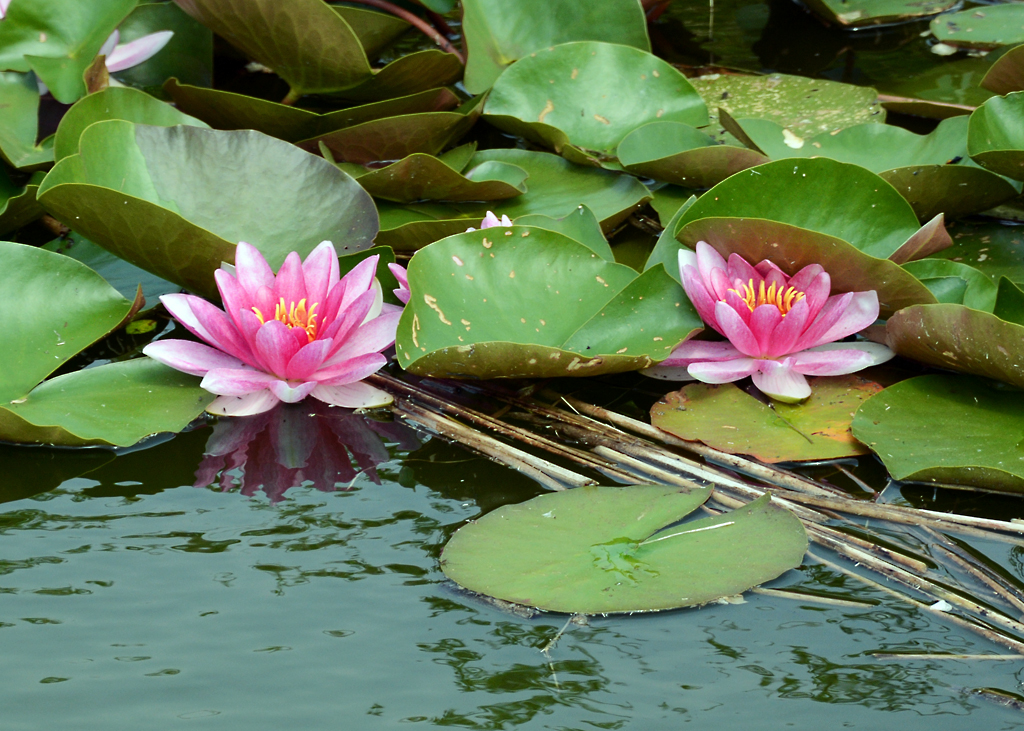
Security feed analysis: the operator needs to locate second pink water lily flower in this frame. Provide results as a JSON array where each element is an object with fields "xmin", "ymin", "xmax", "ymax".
[
  {"xmin": 465, "ymin": 210, "xmax": 512, "ymax": 232},
  {"xmin": 144, "ymin": 241, "xmax": 401, "ymax": 417},
  {"xmin": 644, "ymin": 242, "xmax": 894, "ymax": 402}
]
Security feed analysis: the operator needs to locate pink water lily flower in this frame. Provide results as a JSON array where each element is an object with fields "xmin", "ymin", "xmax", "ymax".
[
  {"xmin": 465, "ymin": 210, "xmax": 512, "ymax": 232},
  {"xmin": 644, "ymin": 241, "xmax": 894, "ymax": 402},
  {"xmin": 34, "ymin": 28, "xmax": 173, "ymax": 95},
  {"xmin": 387, "ymin": 262, "xmax": 410, "ymax": 304},
  {"xmin": 0, "ymin": 0, "xmax": 10, "ymax": 19},
  {"xmin": 144, "ymin": 241, "xmax": 401, "ymax": 417}
]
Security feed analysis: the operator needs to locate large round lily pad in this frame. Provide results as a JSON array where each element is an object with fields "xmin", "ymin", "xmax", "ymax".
[
  {"xmin": 441, "ymin": 485, "xmax": 808, "ymax": 614},
  {"xmin": 802, "ymin": 0, "xmax": 956, "ymax": 28},
  {"xmin": 968, "ymin": 92, "xmax": 1024, "ymax": 182},
  {"xmin": 931, "ymin": 4, "xmax": 1024, "ymax": 50},
  {"xmin": 53, "ymin": 86, "xmax": 209, "ymax": 161},
  {"xmin": 483, "ymin": 41, "xmax": 707, "ymax": 160},
  {"xmin": 461, "ymin": 0, "xmax": 650, "ymax": 94},
  {"xmin": 651, "ymin": 377, "xmax": 882, "ymax": 464},
  {"xmin": 731, "ymin": 116, "xmax": 1020, "ymax": 221},
  {"xmin": 394, "ymin": 227, "xmax": 701, "ymax": 378},
  {"xmin": 852, "ymin": 375, "xmax": 1024, "ymax": 493},
  {"xmin": 37, "ymin": 120, "xmax": 378, "ymax": 299}
]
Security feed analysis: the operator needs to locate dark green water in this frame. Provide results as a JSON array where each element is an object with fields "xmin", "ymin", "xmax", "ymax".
[{"xmin": 2, "ymin": 400, "xmax": 1024, "ymax": 730}]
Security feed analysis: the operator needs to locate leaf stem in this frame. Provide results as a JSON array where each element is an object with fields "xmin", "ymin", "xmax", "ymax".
[{"xmin": 343, "ymin": 0, "xmax": 466, "ymax": 64}]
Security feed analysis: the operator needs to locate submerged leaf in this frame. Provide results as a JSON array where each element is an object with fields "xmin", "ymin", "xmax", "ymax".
[{"xmin": 441, "ymin": 485, "xmax": 807, "ymax": 614}]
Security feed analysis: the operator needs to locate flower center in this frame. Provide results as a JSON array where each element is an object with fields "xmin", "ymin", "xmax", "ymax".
[
  {"xmin": 252, "ymin": 298, "xmax": 319, "ymax": 342},
  {"xmin": 728, "ymin": 279, "xmax": 805, "ymax": 315}
]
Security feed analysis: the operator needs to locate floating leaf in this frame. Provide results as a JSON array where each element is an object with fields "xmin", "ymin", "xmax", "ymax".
[
  {"xmin": 0, "ymin": 72, "xmax": 54, "ymax": 169},
  {"xmin": 38, "ymin": 121, "xmax": 377, "ymax": 299},
  {"xmin": 651, "ymin": 377, "xmax": 882, "ymax": 464},
  {"xmin": 113, "ymin": 2, "xmax": 214, "ymax": 91},
  {"xmin": 982, "ymin": 44, "xmax": 1024, "ymax": 95},
  {"xmin": 931, "ymin": 4, "xmax": 1024, "ymax": 50},
  {"xmin": 617, "ymin": 121, "xmax": 769, "ymax": 188},
  {"xmin": 333, "ymin": 5, "xmax": 409, "ymax": 59},
  {"xmin": 690, "ymin": 73, "xmax": 884, "ymax": 138},
  {"xmin": 164, "ymin": 79, "xmax": 459, "ymax": 143},
  {"xmin": 902, "ymin": 258, "xmax": 998, "ymax": 311},
  {"xmin": 53, "ymin": 86, "xmax": 209, "ymax": 162},
  {"xmin": 441, "ymin": 485, "xmax": 807, "ymax": 614},
  {"xmin": 968, "ymin": 92, "xmax": 1024, "ymax": 182},
  {"xmin": 802, "ymin": 0, "xmax": 957, "ymax": 28},
  {"xmin": 0, "ymin": 0, "xmax": 135, "ymax": 103},
  {"xmin": 732, "ymin": 116, "xmax": 1019, "ymax": 221},
  {"xmin": 395, "ymin": 227, "xmax": 701, "ymax": 378},
  {"xmin": 483, "ymin": 41, "xmax": 706, "ymax": 161},
  {"xmin": 932, "ymin": 220, "xmax": 1024, "ymax": 285},
  {"xmin": 0, "ymin": 168, "xmax": 43, "ymax": 235},
  {"xmin": 42, "ymin": 233, "xmax": 180, "ymax": 303},
  {"xmin": 853, "ymin": 375, "xmax": 1024, "ymax": 493},
  {"xmin": 335, "ymin": 154, "xmax": 527, "ymax": 204},
  {"xmin": 461, "ymin": 0, "xmax": 650, "ymax": 94},
  {"xmin": 514, "ymin": 205, "xmax": 614, "ymax": 261},
  {"xmin": 331, "ymin": 50, "xmax": 463, "ymax": 103},
  {"xmin": 376, "ymin": 149, "xmax": 650, "ymax": 250}
]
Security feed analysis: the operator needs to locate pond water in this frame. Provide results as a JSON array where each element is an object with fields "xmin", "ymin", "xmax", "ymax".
[{"xmin": 2, "ymin": 389, "xmax": 1024, "ymax": 730}]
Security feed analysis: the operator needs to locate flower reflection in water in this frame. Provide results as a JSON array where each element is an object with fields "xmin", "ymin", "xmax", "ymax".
[{"xmin": 194, "ymin": 400, "xmax": 420, "ymax": 502}]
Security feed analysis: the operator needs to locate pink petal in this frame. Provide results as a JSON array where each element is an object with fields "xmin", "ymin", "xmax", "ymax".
[
  {"xmin": 143, "ymin": 340, "xmax": 244, "ymax": 376},
  {"xmin": 321, "ymin": 289, "xmax": 376, "ymax": 356},
  {"xmin": 787, "ymin": 263, "xmax": 825, "ymax": 293},
  {"xmin": 764, "ymin": 296, "xmax": 809, "ymax": 358},
  {"xmin": 311, "ymin": 382, "xmax": 394, "ymax": 409},
  {"xmin": 201, "ymin": 368, "xmax": 279, "ymax": 396},
  {"xmin": 687, "ymin": 357, "xmax": 759, "ymax": 384},
  {"xmin": 302, "ymin": 241, "xmax": 340, "ymax": 307},
  {"xmin": 272, "ymin": 251, "xmax": 307, "ymax": 309},
  {"xmin": 268, "ymin": 380, "xmax": 318, "ymax": 403},
  {"xmin": 235, "ymin": 241, "xmax": 276, "ymax": 296},
  {"xmin": 677, "ymin": 247, "xmax": 697, "ymax": 275},
  {"xmin": 694, "ymin": 242, "xmax": 728, "ymax": 296},
  {"xmin": 215, "ymin": 267, "xmax": 254, "ymax": 334},
  {"xmin": 0, "ymin": 0, "xmax": 10, "ymax": 19},
  {"xmin": 254, "ymin": 320, "xmax": 303, "ymax": 377},
  {"xmin": 337, "ymin": 255, "xmax": 379, "ymax": 313},
  {"xmin": 285, "ymin": 338, "xmax": 334, "ymax": 381},
  {"xmin": 388, "ymin": 262, "xmax": 410, "ymax": 304},
  {"xmin": 99, "ymin": 30, "xmax": 120, "ymax": 59},
  {"xmin": 796, "ymin": 290, "xmax": 879, "ymax": 351},
  {"xmin": 798, "ymin": 270, "xmax": 831, "ymax": 323},
  {"xmin": 312, "ymin": 353, "xmax": 388, "ymax": 386},
  {"xmin": 749, "ymin": 304, "xmax": 782, "ymax": 354},
  {"xmin": 658, "ymin": 339, "xmax": 744, "ymax": 368},
  {"xmin": 106, "ymin": 30, "xmax": 173, "ymax": 73},
  {"xmin": 751, "ymin": 359, "xmax": 811, "ymax": 403},
  {"xmin": 715, "ymin": 301, "xmax": 761, "ymax": 357},
  {"xmin": 790, "ymin": 291, "xmax": 854, "ymax": 352},
  {"xmin": 680, "ymin": 264, "xmax": 721, "ymax": 331},
  {"xmin": 788, "ymin": 342, "xmax": 894, "ymax": 376},
  {"xmin": 708, "ymin": 267, "xmax": 733, "ymax": 302},
  {"xmin": 207, "ymin": 391, "xmax": 280, "ymax": 417},
  {"xmin": 726, "ymin": 252, "xmax": 761, "ymax": 289},
  {"xmin": 160, "ymin": 293, "xmax": 253, "ymax": 363},
  {"xmin": 322, "ymin": 310, "xmax": 401, "ymax": 367}
]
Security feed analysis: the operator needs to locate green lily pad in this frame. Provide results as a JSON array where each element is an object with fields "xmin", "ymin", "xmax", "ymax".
[
  {"xmin": 483, "ymin": 42, "xmax": 707, "ymax": 161},
  {"xmin": 54, "ymin": 86, "xmax": 209, "ymax": 162},
  {"xmin": 852, "ymin": 374, "xmax": 1024, "ymax": 493},
  {"xmin": 42, "ymin": 233, "xmax": 180, "ymax": 303},
  {"xmin": 376, "ymin": 148, "xmax": 651, "ymax": 250},
  {"xmin": 514, "ymin": 205, "xmax": 614, "ymax": 261},
  {"xmin": 689, "ymin": 73, "xmax": 885, "ymax": 139},
  {"xmin": 649, "ymin": 185, "xmax": 697, "ymax": 225},
  {"xmin": 0, "ymin": 358, "xmax": 213, "ymax": 448},
  {"xmin": 902, "ymin": 258, "xmax": 998, "ymax": 311},
  {"xmin": 38, "ymin": 120, "xmax": 377, "ymax": 299},
  {"xmin": 982, "ymin": 44, "xmax": 1024, "ymax": 95},
  {"xmin": 617, "ymin": 121, "xmax": 769, "ymax": 188},
  {"xmin": 672, "ymin": 219, "xmax": 938, "ymax": 317},
  {"xmin": 461, "ymin": 0, "xmax": 650, "ymax": 94},
  {"xmin": 0, "ymin": 72, "xmax": 54, "ymax": 169},
  {"xmin": 933, "ymin": 221, "xmax": 1024, "ymax": 285},
  {"xmin": 333, "ymin": 5, "xmax": 410, "ymax": 59},
  {"xmin": 394, "ymin": 227, "xmax": 701, "ymax": 378},
  {"xmin": 113, "ymin": 2, "xmax": 213, "ymax": 91},
  {"xmin": 330, "ymin": 50, "xmax": 463, "ymax": 103},
  {"xmin": 968, "ymin": 92, "xmax": 1024, "ymax": 182},
  {"xmin": 802, "ymin": 0, "xmax": 957, "ymax": 28},
  {"xmin": 164, "ymin": 79, "xmax": 460, "ymax": 143},
  {"xmin": 732, "ymin": 116, "xmax": 1020, "ymax": 221},
  {"xmin": 440, "ymin": 485, "xmax": 807, "ymax": 614},
  {"xmin": 334, "ymin": 153, "xmax": 527, "ymax": 204},
  {"xmin": 931, "ymin": 4, "xmax": 1024, "ymax": 50},
  {"xmin": 651, "ymin": 377, "xmax": 883, "ymax": 464},
  {"xmin": 0, "ymin": 0, "xmax": 135, "ymax": 103},
  {"xmin": 0, "ymin": 168, "xmax": 43, "ymax": 235}
]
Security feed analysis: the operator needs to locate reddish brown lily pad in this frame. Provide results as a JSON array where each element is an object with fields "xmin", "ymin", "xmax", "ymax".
[{"xmin": 651, "ymin": 376, "xmax": 883, "ymax": 463}]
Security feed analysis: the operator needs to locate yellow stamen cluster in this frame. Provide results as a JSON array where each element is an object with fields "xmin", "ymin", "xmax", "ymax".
[
  {"xmin": 252, "ymin": 298, "xmax": 320, "ymax": 342},
  {"xmin": 728, "ymin": 279, "xmax": 805, "ymax": 315}
]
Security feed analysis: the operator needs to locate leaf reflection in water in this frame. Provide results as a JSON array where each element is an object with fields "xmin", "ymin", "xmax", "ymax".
[{"xmin": 193, "ymin": 400, "xmax": 420, "ymax": 502}]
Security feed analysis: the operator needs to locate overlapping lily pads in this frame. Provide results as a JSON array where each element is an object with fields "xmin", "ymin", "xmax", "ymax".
[
  {"xmin": 0, "ymin": 240, "xmax": 212, "ymax": 447},
  {"xmin": 441, "ymin": 485, "xmax": 808, "ymax": 614},
  {"xmin": 730, "ymin": 115, "xmax": 1020, "ymax": 221},
  {"xmin": 114, "ymin": 1, "xmax": 214, "ymax": 91},
  {"xmin": 0, "ymin": 168, "xmax": 43, "ymax": 235},
  {"xmin": 461, "ymin": 0, "xmax": 650, "ymax": 94},
  {"xmin": 645, "ymin": 158, "xmax": 944, "ymax": 316},
  {"xmin": 173, "ymin": 0, "xmax": 460, "ymax": 101},
  {"xmin": 853, "ymin": 375, "xmax": 1024, "ymax": 493},
  {"xmin": 931, "ymin": 4, "xmax": 1024, "ymax": 51},
  {"xmin": 901, "ymin": 258, "xmax": 998, "ymax": 311},
  {"xmin": 37, "ymin": 121, "xmax": 378, "ymax": 299},
  {"xmin": 395, "ymin": 227, "xmax": 701, "ymax": 378},
  {"xmin": 483, "ymin": 41, "xmax": 707, "ymax": 165},
  {"xmin": 968, "ymin": 92, "xmax": 1024, "ymax": 182},
  {"xmin": 0, "ymin": 72, "xmax": 54, "ymax": 169},
  {"xmin": 376, "ymin": 148, "xmax": 651, "ymax": 250},
  {"xmin": 651, "ymin": 377, "xmax": 883, "ymax": 464}
]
